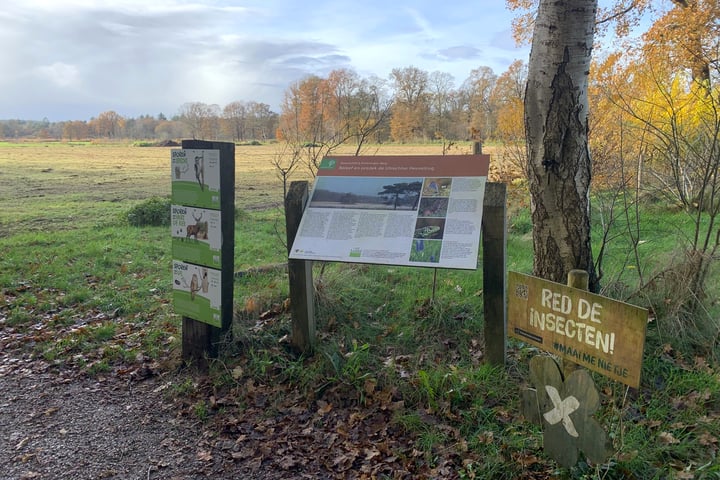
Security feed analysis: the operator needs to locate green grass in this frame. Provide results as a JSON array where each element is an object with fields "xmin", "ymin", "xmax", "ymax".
[{"xmin": 1, "ymin": 142, "xmax": 719, "ymax": 478}]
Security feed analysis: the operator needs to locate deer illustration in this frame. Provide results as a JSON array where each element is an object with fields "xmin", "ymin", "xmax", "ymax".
[{"xmin": 186, "ymin": 211, "xmax": 208, "ymax": 240}]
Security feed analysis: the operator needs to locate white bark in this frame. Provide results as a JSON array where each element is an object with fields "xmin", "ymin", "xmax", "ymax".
[{"xmin": 525, "ymin": 0, "xmax": 599, "ymax": 291}]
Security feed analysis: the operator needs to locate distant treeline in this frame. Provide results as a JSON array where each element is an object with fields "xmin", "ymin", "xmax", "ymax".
[
  {"xmin": 1, "ymin": 63, "xmax": 529, "ymax": 146},
  {"xmin": 0, "ymin": 100, "xmax": 280, "ymax": 143}
]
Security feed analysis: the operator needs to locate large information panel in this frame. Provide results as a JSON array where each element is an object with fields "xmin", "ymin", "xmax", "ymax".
[
  {"xmin": 508, "ymin": 271, "xmax": 648, "ymax": 388},
  {"xmin": 171, "ymin": 148, "xmax": 223, "ymax": 327},
  {"xmin": 289, "ymin": 155, "xmax": 490, "ymax": 269}
]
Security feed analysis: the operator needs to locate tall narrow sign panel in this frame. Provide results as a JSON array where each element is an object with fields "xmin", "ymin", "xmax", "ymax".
[
  {"xmin": 508, "ymin": 271, "xmax": 648, "ymax": 388},
  {"xmin": 289, "ymin": 155, "xmax": 490, "ymax": 269},
  {"xmin": 171, "ymin": 148, "xmax": 223, "ymax": 327}
]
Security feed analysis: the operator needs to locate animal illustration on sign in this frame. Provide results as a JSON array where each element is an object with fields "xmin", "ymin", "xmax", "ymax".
[
  {"xmin": 174, "ymin": 162, "xmax": 188, "ymax": 180},
  {"xmin": 186, "ymin": 211, "xmax": 208, "ymax": 240},
  {"xmin": 194, "ymin": 152, "xmax": 205, "ymax": 191},
  {"xmin": 190, "ymin": 273, "xmax": 199, "ymax": 300},
  {"xmin": 415, "ymin": 225, "xmax": 440, "ymax": 238},
  {"xmin": 176, "ymin": 267, "xmax": 203, "ymax": 300}
]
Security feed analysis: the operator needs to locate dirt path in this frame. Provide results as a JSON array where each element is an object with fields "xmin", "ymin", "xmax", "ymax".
[
  {"xmin": 0, "ymin": 308, "xmax": 454, "ymax": 480},
  {"xmin": 0, "ymin": 353, "xmax": 280, "ymax": 480},
  {"xmin": 0, "ymin": 349, "xmax": 433, "ymax": 480}
]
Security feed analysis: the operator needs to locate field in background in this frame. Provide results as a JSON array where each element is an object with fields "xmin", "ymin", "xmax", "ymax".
[{"xmin": 0, "ymin": 141, "xmax": 507, "ymax": 235}]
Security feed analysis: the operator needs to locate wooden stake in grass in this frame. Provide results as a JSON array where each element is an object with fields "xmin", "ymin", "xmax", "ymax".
[
  {"xmin": 560, "ymin": 269, "xmax": 589, "ymax": 378},
  {"xmin": 482, "ymin": 182, "xmax": 507, "ymax": 366},
  {"xmin": 285, "ymin": 181, "xmax": 316, "ymax": 353}
]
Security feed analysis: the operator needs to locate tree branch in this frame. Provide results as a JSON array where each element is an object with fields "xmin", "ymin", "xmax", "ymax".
[{"xmin": 595, "ymin": 0, "xmax": 641, "ymax": 26}]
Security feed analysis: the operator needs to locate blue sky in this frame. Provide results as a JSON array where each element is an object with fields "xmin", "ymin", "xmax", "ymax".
[{"xmin": 0, "ymin": 0, "xmax": 530, "ymax": 121}]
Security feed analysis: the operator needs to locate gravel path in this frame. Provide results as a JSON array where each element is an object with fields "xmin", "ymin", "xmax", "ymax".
[
  {"xmin": 1, "ymin": 358, "xmax": 206, "ymax": 480},
  {"xmin": 0, "ymin": 347, "xmax": 295, "ymax": 480}
]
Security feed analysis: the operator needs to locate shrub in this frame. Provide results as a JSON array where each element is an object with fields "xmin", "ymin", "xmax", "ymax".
[
  {"xmin": 509, "ymin": 207, "xmax": 532, "ymax": 235},
  {"xmin": 126, "ymin": 197, "xmax": 171, "ymax": 226}
]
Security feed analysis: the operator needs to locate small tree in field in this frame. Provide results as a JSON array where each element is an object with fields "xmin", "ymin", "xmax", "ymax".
[{"xmin": 276, "ymin": 70, "xmax": 390, "ymax": 177}]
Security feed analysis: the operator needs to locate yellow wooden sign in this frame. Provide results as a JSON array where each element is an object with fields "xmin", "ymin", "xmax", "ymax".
[{"xmin": 508, "ymin": 271, "xmax": 648, "ymax": 388}]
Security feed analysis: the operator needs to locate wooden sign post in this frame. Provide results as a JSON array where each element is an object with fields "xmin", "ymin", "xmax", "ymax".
[
  {"xmin": 482, "ymin": 182, "xmax": 507, "ymax": 366},
  {"xmin": 172, "ymin": 140, "xmax": 235, "ymax": 367},
  {"xmin": 516, "ymin": 270, "xmax": 620, "ymax": 467},
  {"xmin": 285, "ymin": 181, "xmax": 315, "ymax": 352},
  {"xmin": 528, "ymin": 355, "xmax": 612, "ymax": 467},
  {"xmin": 284, "ymin": 154, "xmax": 507, "ymax": 365}
]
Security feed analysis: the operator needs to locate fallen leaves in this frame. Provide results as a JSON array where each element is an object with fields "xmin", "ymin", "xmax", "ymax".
[
  {"xmin": 174, "ymin": 373, "xmax": 446, "ymax": 479},
  {"xmin": 196, "ymin": 450, "xmax": 213, "ymax": 462},
  {"xmin": 659, "ymin": 431, "xmax": 681, "ymax": 444}
]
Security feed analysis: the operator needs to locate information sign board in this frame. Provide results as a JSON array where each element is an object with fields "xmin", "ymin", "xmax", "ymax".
[
  {"xmin": 171, "ymin": 147, "xmax": 224, "ymax": 327},
  {"xmin": 172, "ymin": 260, "xmax": 222, "ymax": 327},
  {"xmin": 171, "ymin": 149, "xmax": 221, "ymax": 209},
  {"xmin": 171, "ymin": 205, "xmax": 222, "ymax": 267},
  {"xmin": 508, "ymin": 271, "xmax": 648, "ymax": 388},
  {"xmin": 289, "ymin": 155, "xmax": 490, "ymax": 269}
]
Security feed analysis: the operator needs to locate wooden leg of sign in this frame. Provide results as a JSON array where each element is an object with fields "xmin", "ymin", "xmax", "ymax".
[
  {"xmin": 285, "ymin": 181, "xmax": 316, "ymax": 353},
  {"xmin": 182, "ymin": 317, "xmax": 216, "ymax": 370},
  {"xmin": 482, "ymin": 182, "xmax": 507, "ymax": 366},
  {"xmin": 288, "ymin": 258, "xmax": 315, "ymax": 352}
]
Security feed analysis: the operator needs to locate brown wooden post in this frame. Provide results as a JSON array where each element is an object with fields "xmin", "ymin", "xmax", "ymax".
[
  {"xmin": 561, "ymin": 269, "xmax": 589, "ymax": 378},
  {"xmin": 180, "ymin": 139, "xmax": 235, "ymax": 368},
  {"xmin": 567, "ymin": 269, "xmax": 589, "ymax": 290},
  {"xmin": 482, "ymin": 182, "xmax": 507, "ymax": 366},
  {"xmin": 285, "ymin": 181, "xmax": 315, "ymax": 352},
  {"xmin": 473, "ymin": 141, "xmax": 483, "ymax": 155}
]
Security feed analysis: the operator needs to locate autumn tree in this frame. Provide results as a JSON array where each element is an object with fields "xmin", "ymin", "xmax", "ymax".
[
  {"xmin": 506, "ymin": 0, "xmax": 651, "ymax": 290},
  {"xmin": 62, "ymin": 120, "xmax": 90, "ymax": 141},
  {"xmin": 459, "ymin": 66, "xmax": 498, "ymax": 143},
  {"xmin": 642, "ymin": 0, "xmax": 718, "ymax": 91},
  {"xmin": 278, "ymin": 76, "xmax": 331, "ymax": 143},
  {"xmin": 512, "ymin": 0, "xmax": 718, "ymax": 90},
  {"xmin": 277, "ymin": 74, "xmax": 340, "ymax": 175},
  {"xmin": 326, "ymin": 69, "xmax": 391, "ymax": 154},
  {"xmin": 509, "ymin": 0, "xmax": 720, "ymax": 295},
  {"xmin": 351, "ymin": 76, "xmax": 392, "ymax": 148},
  {"xmin": 90, "ymin": 110, "xmax": 125, "ymax": 138},
  {"xmin": 427, "ymin": 71, "xmax": 457, "ymax": 145},
  {"xmin": 223, "ymin": 101, "xmax": 248, "ymax": 142},
  {"xmin": 277, "ymin": 70, "xmax": 390, "ymax": 175},
  {"xmin": 389, "ymin": 66, "xmax": 430, "ymax": 142},
  {"xmin": 178, "ymin": 102, "xmax": 221, "ymax": 140},
  {"xmin": 125, "ymin": 114, "xmax": 159, "ymax": 140},
  {"xmin": 591, "ymin": 28, "xmax": 720, "ymax": 306},
  {"xmin": 492, "ymin": 60, "xmax": 528, "ymax": 176},
  {"xmin": 246, "ymin": 102, "xmax": 278, "ymax": 141},
  {"xmin": 155, "ymin": 119, "xmax": 184, "ymax": 140}
]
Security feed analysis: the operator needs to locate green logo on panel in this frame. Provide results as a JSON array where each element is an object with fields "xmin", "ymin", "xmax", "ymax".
[{"xmin": 319, "ymin": 158, "xmax": 337, "ymax": 170}]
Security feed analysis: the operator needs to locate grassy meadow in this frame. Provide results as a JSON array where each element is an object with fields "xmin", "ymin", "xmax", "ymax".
[{"xmin": 1, "ymin": 141, "xmax": 719, "ymax": 479}]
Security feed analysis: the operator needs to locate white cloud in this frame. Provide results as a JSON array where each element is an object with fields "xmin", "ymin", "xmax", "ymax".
[
  {"xmin": 35, "ymin": 62, "xmax": 81, "ymax": 88},
  {"xmin": 1, "ymin": 0, "xmax": 530, "ymax": 121}
]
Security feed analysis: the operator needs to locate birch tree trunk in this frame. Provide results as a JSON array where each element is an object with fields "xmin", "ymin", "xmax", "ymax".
[{"xmin": 525, "ymin": 0, "xmax": 599, "ymax": 292}]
